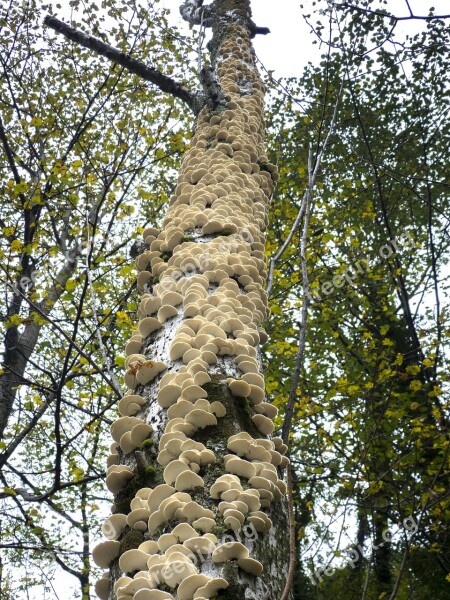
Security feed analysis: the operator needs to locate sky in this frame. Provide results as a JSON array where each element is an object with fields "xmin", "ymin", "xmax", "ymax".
[{"xmin": 160, "ymin": 0, "xmax": 450, "ymax": 77}]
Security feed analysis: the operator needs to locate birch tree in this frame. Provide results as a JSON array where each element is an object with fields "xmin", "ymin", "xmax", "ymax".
[{"xmin": 44, "ymin": 1, "xmax": 292, "ymax": 598}]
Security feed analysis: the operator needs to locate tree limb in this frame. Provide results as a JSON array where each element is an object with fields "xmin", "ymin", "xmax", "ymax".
[
  {"xmin": 334, "ymin": 3, "xmax": 450, "ymax": 21},
  {"xmin": 280, "ymin": 465, "xmax": 297, "ymax": 600},
  {"xmin": 43, "ymin": 15, "xmax": 198, "ymax": 112}
]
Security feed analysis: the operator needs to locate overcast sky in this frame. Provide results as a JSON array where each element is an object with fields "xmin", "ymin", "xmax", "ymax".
[{"xmin": 160, "ymin": 0, "xmax": 450, "ymax": 77}]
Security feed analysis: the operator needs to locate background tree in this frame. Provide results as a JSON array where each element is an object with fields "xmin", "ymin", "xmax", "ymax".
[
  {"xmin": 266, "ymin": 3, "xmax": 450, "ymax": 598},
  {"xmin": 0, "ymin": 0, "xmax": 192, "ymax": 596}
]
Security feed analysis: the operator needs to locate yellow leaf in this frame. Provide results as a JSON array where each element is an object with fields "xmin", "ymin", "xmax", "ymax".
[
  {"xmin": 65, "ymin": 279, "xmax": 77, "ymax": 292},
  {"xmin": 10, "ymin": 239, "xmax": 23, "ymax": 252}
]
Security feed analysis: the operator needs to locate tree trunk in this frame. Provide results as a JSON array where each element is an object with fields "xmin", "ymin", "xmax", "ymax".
[{"xmin": 93, "ymin": 1, "xmax": 292, "ymax": 599}]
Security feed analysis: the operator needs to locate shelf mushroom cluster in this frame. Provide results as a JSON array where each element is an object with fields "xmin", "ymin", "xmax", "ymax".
[{"xmin": 94, "ymin": 22, "xmax": 288, "ymax": 600}]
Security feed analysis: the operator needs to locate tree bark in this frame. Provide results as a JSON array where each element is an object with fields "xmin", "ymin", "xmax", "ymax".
[
  {"xmin": 93, "ymin": 1, "xmax": 292, "ymax": 598},
  {"xmin": 0, "ymin": 250, "xmax": 80, "ymax": 441}
]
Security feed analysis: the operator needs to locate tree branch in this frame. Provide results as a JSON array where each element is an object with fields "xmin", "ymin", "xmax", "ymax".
[
  {"xmin": 334, "ymin": 3, "xmax": 450, "ymax": 21},
  {"xmin": 279, "ymin": 465, "xmax": 297, "ymax": 600},
  {"xmin": 43, "ymin": 15, "xmax": 198, "ymax": 112}
]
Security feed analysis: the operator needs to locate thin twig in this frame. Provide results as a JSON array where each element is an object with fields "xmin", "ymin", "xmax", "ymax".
[
  {"xmin": 266, "ymin": 80, "xmax": 344, "ymax": 298},
  {"xmin": 361, "ymin": 550, "xmax": 372, "ymax": 600},
  {"xmin": 281, "ymin": 144, "xmax": 313, "ymax": 445},
  {"xmin": 279, "ymin": 82, "xmax": 343, "ymax": 443},
  {"xmin": 85, "ymin": 209, "xmax": 122, "ymax": 397},
  {"xmin": 334, "ymin": 3, "xmax": 450, "ymax": 21},
  {"xmin": 6, "ymin": 281, "xmax": 121, "ymax": 398},
  {"xmin": 280, "ymin": 464, "xmax": 296, "ymax": 600}
]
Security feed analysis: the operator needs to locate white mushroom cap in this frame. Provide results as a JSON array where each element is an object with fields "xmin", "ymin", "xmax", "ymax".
[
  {"xmin": 138, "ymin": 540, "xmax": 159, "ymax": 554},
  {"xmin": 105, "ymin": 465, "xmax": 133, "ymax": 494},
  {"xmin": 252, "ymin": 414, "xmax": 274, "ymax": 435},
  {"xmin": 110, "ymin": 416, "xmax": 145, "ymax": 443},
  {"xmin": 181, "ymin": 501, "xmax": 215, "ymax": 522},
  {"xmin": 273, "ymin": 437, "xmax": 289, "ymax": 455},
  {"xmin": 193, "ymin": 371, "xmax": 211, "ymax": 386},
  {"xmin": 238, "ymin": 491, "xmax": 261, "ymax": 512},
  {"xmin": 177, "ymin": 574, "xmax": 211, "ymax": 600},
  {"xmin": 225, "ymin": 457, "xmax": 257, "ymax": 479},
  {"xmin": 119, "ymin": 549, "xmax": 150, "ymax": 573},
  {"xmin": 165, "ymin": 544, "xmax": 195, "ymax": 559},
  {"xmin": 248, "ymin": 510, "xmax": 273, "ymax": 532},
  {"xmin": 167, "ymin": 400, "xmax": 197, "ymax": 420},
  {"xmin": 126, "ymin": 508, "xmax": 151, "ymax": 529},
  {"xmin": 175, "ymin": 470, "xmax": 204, "ymax": 492},
  {"xmin": 212, "ymin": 541, "xmax": 249, "ymax": 562},
  {"xmin": 182, "ymin": 384, "xmax": 208, "ymax": 402},
  {"xmin": 102, "ymin": 514, "xmax": 127, "ymax": 540},
  {"xmin": 134, "ymin": 590, "xmax": 175, "ymax": 600},
  {"xmin": 220, "ymin": 488, "xmax": 240, "ymax": 501},
  {"xmin": 254, "ymin": 402, "xmax": 278, "ymax": 419},
  {"xmin": 280, "ymin": 455, "xmax": 290, "ymax": 469},
  {"xmin": 158, "ymin": 305, "xmax": 178, "ymax": 323},
  {"xmin": 185, "ymin": 409, "xmax": 217, "ymax": 429},
  {"xmin": 209, "ymin": 401, "xmax": 226, "ymax": 417},
  {"xmin": 119, "ymin": 575, "xmax": 154, "ymax": 596},
  {"xmin": 228, "ymin": 379, "xmax": 251, "ymax": 397},
  {"xmin": 125, "ymin": 339, "xmax": 143, "ymax": 356},
  {"xmin": 161, "ymin": 559, "xmax": 197, "ymax": 588},
  {"xmin": 223, "ymin": 513, "xmax": 242, "ymax": 531},
  {"xmin": 136, "ymin": 361, "xmax": 167, "ymax": 385},
  {"xmin": 160, "ymin": 291, "xmax": 183, "ymax": 307},
  {"xmin": 157, "ymin": 533, "xmax": 178, "ymax": 552},
  {"xmin": 148, "ymin": 509, "xmax": 166, "ymax": 533},
  {"xmin": 183, "ymin": 536, "xmax": 216, "ymax": 556},
  {"xmin": 118, "ymin": 394, "xmax": 146, "ymax": 417},
  {"xmin": 157, "ymin": 384, "xmax": 182, "ymax": 408},
  {"xmin": 237, "ymin": 557, "xmax": 263, "ymax": 576},
  {"xmin": 191, "ymin": 517, "xmax": 216, "ymax": 533},
  {"xmin": 163, "ymin": 460, "xmax": 191, "ymax": 485},
  {"xmin": 241, "ymin": 372, "xmax": 265, "ymax": 388},
  {"xmin": 193, "ymin": 578, "xmax": 229, "ymax": 599},
  {"xmin": 92, "ymin": 540, "xmax": 120, "ymax": 568},
  {"xmin": 120, "ymin": 423, "xmax": 152, "ymax": 454},
  {"xmin": 94, "ymin": 572, "xmax": 110, "ymax": 600},
  {"xmin": 114, "ymin": 575, "xmax": 132, "ymax": 594},
  {"xmin": 169, "ymin": 341, "xmax": 192, "ymax": 361},
  {"xmin": 142, "ymin": 296, "xmax": 162, "ymax": 316},
  {"xmin": 147, "ymin": 484, "xmax": 176, "ymax": 512},
  {"xmin": 172, "ymin": 522, "xmax": 199, "ymax": 542},
  {"xmin": 138, "ymin": 317, "xmax": 162, "ymax": 338}
]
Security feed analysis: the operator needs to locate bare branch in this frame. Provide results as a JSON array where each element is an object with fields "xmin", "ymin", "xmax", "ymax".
[
  {"xmin": 280, "ymin": 81, "xmax": 343, "ymax": 444},
  {"xmin": 85, "ymin": 208, "xmax": 123, "ymax": 397},
  {"xmin": 5, "ymin": 278, "xmax": 121, "ymax": 399},
  {"xmin": 43, "ymin": 15, "xmax": 199, "ymax": 111},
  {"xmin": 266, "ymin": 80, "xmax": 344, "ymax": 298},
  {"xmin": 334, "ymin": 3, "xmax": 450, "ymax": 21},
  {"xmin": 279, "ymin": 465, "xmax": 297, "ymax": 600},
  {"xmin": 280, "ymin": 144, "xmax": 313, "ymax": 446}
]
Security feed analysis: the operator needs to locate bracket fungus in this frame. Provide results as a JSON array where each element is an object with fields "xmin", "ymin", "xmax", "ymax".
[
  {"xmin": 92, "ymin": 540, "xmax": 121, "ymax": 568},
  {"xmin": 92, "ymin": 15, "xmax": 288, "ymax": 600}
]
